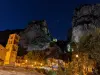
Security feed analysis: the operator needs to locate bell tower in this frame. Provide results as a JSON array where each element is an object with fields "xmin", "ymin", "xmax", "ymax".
[{"xmin": 4, "ymin": 34, "xmax": 20, "ymax": 65}]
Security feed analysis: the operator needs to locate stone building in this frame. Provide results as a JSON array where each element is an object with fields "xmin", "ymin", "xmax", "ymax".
[
  {"xmin": 4, "ymin": 34, "xmax": 20, "ymax": 65},
  {"xmin": 0, "ymin": 44, "xmax": 7, "ymax": 64}
]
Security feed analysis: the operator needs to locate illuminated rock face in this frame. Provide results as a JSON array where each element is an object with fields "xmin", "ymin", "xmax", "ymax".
[
  {"xmin": 72, "ymin": 4, "xmax": 100, "ymax": 42},
  {"xmin": 19, "ymin": 20, "xmax": 52, "ymax": 51}
]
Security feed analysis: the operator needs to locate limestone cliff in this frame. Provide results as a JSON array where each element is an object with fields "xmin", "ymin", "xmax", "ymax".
[
  {"xmin": 19, "ymin": 20, "xmax": 52, "ymax": 51},
  {"xmin": 72, "ymin": 4, "xmax": 100, "ymax": 42}
]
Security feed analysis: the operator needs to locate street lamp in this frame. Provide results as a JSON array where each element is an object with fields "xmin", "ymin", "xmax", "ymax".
[
  {"xmin": 40, "ymin": 63, "xmax": 43, "ymax": 66},
  {"xmin": 34, "ymin": 62, "xmax": 36, "ymax": 65},
  {"xmin": 75, "ymin": 54, "xmax": 80, "ymax": 74},
  {"xmin": 76, "ymin": 54, "xmax": 79, "ymax": 58},
  {"xmin": 31, "ymin": 65, "xmax": 33, "ymax": 67},
  {"xmin": 25, "ymin": 60, "xmax": 28, "ymax": 63}
]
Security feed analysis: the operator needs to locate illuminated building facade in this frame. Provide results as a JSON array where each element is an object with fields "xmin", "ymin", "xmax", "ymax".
[
  {"xmin": 0, "ymin": 44, "xmax": 7, "ymax": 62},
  {"xmin": 4, "ymin": 34, "xmax": 20, "ymax": 65}
]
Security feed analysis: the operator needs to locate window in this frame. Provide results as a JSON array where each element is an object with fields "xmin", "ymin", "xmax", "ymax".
[
  {"xmin": 14, "ymin": 40, "xmax": 18, "ymax": 45},
  {"xmin": 9, "ymin": 41, "xmax": 12, "ymax": 44},
  {"xmin": 10, "ymin": 41, "xmax": 12, "ymax": 44},
  {"xmin": 13, "ymin": 46, "xmax": 16, "ymax": 51},
  {"xmin": 10, "ymin": 36, "xmax": 13, "ymax": 39}
]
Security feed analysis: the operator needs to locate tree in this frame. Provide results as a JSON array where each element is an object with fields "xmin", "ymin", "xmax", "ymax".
[
  {"xmin": 24, "ymin": 50, "xmax": 46, "ymax": 64},
  {"xmin": 17, "ymin": 46, "xmax": 27, "ymax": 56},
  {"xmin": 78, "ymin": 28, "xmax": 100, "ymax": 74}
]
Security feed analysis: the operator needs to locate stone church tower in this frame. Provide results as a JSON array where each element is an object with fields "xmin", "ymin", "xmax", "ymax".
[{"xmin": 4, "ymin": 34, "xmax": 20, "ymax": 65}]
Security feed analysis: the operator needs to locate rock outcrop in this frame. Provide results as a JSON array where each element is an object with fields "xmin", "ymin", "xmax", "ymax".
[
  {"xmin": 19, "ymin": 20, "xmax": 52, "ymax": 51},
  {"xmin": 72, "ymin": 4, "xmax": 100, "ymax": 42}
]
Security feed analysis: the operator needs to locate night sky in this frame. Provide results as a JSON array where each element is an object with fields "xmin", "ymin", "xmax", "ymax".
[{"xmin": 0, "ymin": 0, "xmax": 100, "ymax": 40}]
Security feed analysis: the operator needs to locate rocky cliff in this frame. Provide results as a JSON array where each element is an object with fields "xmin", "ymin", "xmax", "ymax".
[
  {"xmin": 19, "ymin": 20, "xmax": 52, "ymax": 51},
  {"xmin": 72, "ymin": 4, "xmax": 100, "ymax": 42}
]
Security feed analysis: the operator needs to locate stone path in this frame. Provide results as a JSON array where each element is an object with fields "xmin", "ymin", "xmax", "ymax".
[
  {"xmin": 0, "ymin": 66, "xmax": 44, "ymax": 75},
  {"xmin": 0, "ymin": 70, "xmax": 44, "ymax": 75}
]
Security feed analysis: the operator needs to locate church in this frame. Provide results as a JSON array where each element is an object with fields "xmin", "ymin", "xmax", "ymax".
[{"xmin": 0, "ymin": 33, "xmax": 20, "ymax": 65}]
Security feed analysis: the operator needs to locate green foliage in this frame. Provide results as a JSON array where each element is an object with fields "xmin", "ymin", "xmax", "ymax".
[
  {"xmin": 17, "ymin": 46, "xmax": 27, "ymax": 56},
  {"xmin": 70, "ymin": 42, "xmax": 76, "ymax": 47},
  {"xmin": 79, "ymin": 28, "xmax": 100, "ymax": 62},
  {"xmin": 47, "ymin": 70, "xmax": 57, "ymax": 75},
  {"xmin": 57, "ymin": 67, "xmax": 66, "ymax": 75},
  {"xmin": 50, "ymin": 41, "xmax": 55, "ymax": 47},
  {"xmin": 26, "ymin": 51, "xmax": 33, "ymax": 60},
  {"xmin": 25, "ymin": 50, "xmax": 45, "ymax": 63}
]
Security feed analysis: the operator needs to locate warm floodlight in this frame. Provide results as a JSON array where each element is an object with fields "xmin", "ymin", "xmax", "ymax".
[{"xmin": 76, "ymin": 54, "xmax": 79, "ymax": 58}]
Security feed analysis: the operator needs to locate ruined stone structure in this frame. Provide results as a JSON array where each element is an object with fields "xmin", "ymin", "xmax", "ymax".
[{"xmin": 4, "ymin": 34, "xmax": 20, "ymax": 65}]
